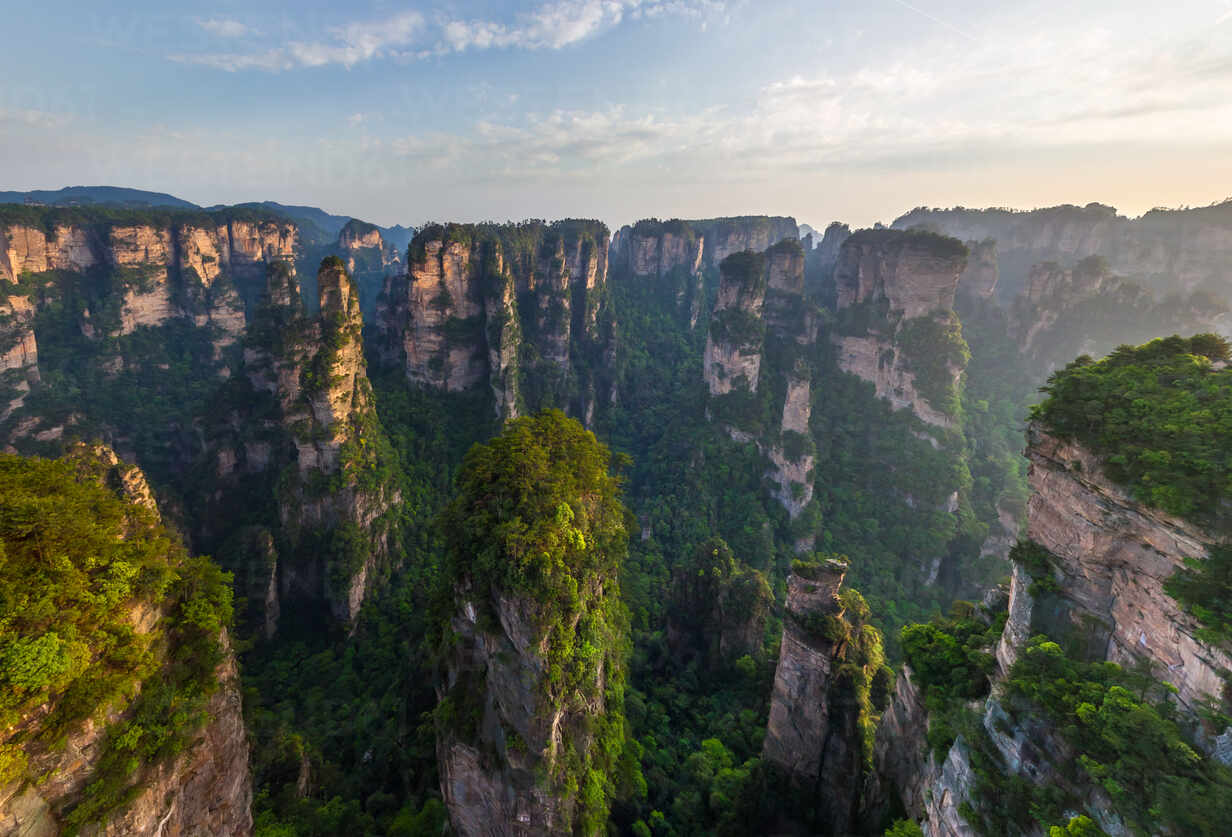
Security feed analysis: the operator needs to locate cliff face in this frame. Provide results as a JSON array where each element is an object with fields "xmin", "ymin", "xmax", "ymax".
[
  {"xmin": 893, "ymin": 200, "xmax": 1232, "ymax": 300},
  {"xmin": 704, "ymin": 251, "xmax": 767, "ymax": 397},
  {"xmin": 763, "ymin": 560, "xmax": 882, "ymax": 835},
  {"xmin": 438, "ymin": 593, "xmax": 593, "ymax": 836},
  {"xmin": 334, "ymin": 219, "xmax": 400, "ymax": 317},
  {"xmin": 0, "ymin": 216, "xmax": 296, "ymax": 287},
  {"xmin": 957, "ymin": 239, "xmax": 998, "ymax": 301},
  {"xmin": 237, "ymin": 259, "xmax": 400, "ymax": 627},
  {"xmin": 376, "ymin": 221, "xmax": 611, "ymax": 421},
  {"xmin": 1006, "ymin": 257, "xmax": 1223, "ymax": 380},
  {"xmin": 833, "ymin": 230, "xmax": 969, "ymax": 430},
  {"xmin": 1000, "ymin": 425, "xmax": 1232, "ymax": 708},
  {"xmin": 0, "ymin": 447, "xmax": 251, "ymax": 837}
]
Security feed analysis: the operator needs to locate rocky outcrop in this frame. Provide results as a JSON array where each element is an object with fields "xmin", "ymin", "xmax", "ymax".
[
  {"xmin": 835, "ymin": 229, "xmax": 966, "ymax": 321},
  {"xmin": 0, "ymin": 448, "xmax": 252, "ymax": 837},
  {"xmin": 376, "ymin": 221, "xmax": 611, "ymax": 420},
  {"xmin": 255, "ymin": 259, "xmax": 400, "ymax": 625},
  {"xmin": 763, "ymin": 559, "xmax": 880, "ymax": 835},
  {"xmin": 665, "ymin": 538, "xmax": 773, "ymax": 665},
  {"xmin": 694, "ymin": 216, "xmax": 799, "ymax": 267},
  {"xmin": 704, "ymin": 251, "xmax": 767, "ymax": 397},
  {"xmin": 893, "ymin": 200, "xmax": 1232, "ymax": 300},
  {"xmin": 1006, "ymin": 257, "xmax": 1223, "ymax": 380},
  {"xmin": 438, "ymin": 594, "xmax": 581, "ymax": 836},
  {"xmin": 1003, "ymin": 424, "xmax": 1232, "ymax": 710},
  {"xmin": 957, "ymin": 239, "xmax": 998, "ymax": 301},
  {"xmin": 0, "ymin": 290, "xmax": 39, "ymax": 419},
  {"xmin": 334, "ymin": 219, "xmax": 400, "ymax": 317},
  {"xmin": 833, "ymin": 229, "xmax": 969, "ymax": 429}
]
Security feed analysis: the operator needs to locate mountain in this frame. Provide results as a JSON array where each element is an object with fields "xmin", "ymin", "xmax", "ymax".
[
  {"xmin": 0, "ymin": 185, "xmax": 199, "ymax": 209},
  {"xmin": 2, "ymin": 200, "xmax": 1232, "ymax": 835}
]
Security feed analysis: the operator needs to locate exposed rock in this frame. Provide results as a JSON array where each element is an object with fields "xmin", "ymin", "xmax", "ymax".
[
  {"xmin": 893, "ymin": 200, "xmax": 1232, "ymax": 299},
  {"xmin": 957, "ymin": 239, "xmax": 998, "ymax": 300},
  {"xmin": 438, "ymin": 594, "xmax": 578, "ymax": 836},
  {"xmin": 763, "ymin": 559, "xmax": 875, "ymax": 834},
  {"xmin": 376, "ymin": 222, "xmax": 612, "ymax": 420},
  {"xmin": 832, "ymin": 229, "xmax": 968, "ymax": 429},
  {"xmin": 254, "ymin": 258, "xmax": 400, "ymax": 626},
  {"xmin": 704, "ymin": 251, "xmax": 767, "ymax": 396},
  {"xmin": 1008, "ymin": 424, "xmax": 1232, "ymax": 712}
]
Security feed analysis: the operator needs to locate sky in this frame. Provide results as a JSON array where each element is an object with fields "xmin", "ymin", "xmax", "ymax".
[{"xmin": 1, "ymin": 0, "xmax": 1231, "ymax": 230}]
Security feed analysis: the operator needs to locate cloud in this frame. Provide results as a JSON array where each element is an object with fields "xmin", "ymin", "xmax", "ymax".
[
  {"xmin": 174, "ymin": 11, "xmax": 425, "ymax": 71},
  {"xmin": 173, "ymin": 1, "xmax": 724, "ymax": 70},
  {"xmin": 196, "ymin": 18, "xmax": 251, "ymax": 38}
]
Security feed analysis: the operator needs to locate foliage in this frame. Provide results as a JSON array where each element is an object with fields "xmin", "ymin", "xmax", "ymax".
[
  {"xmin": 1031, "ymin": 334, "xmax": 1232, "ymax": 523},
  {"xmin": 437, "ymin": 409, "xmax": 632, "ymax": 833},
  {"xmin": 896, "ymin": 312, "xmax": 970, "ymax": 418},
  {"xmin": 1165, "ymin": 543, "xmax": 1232, "ymax": 644},
  {"xmin": 666, "ymin": 538, "xmax": 773, "ymax": 665},
  {"xmin": 899, "ymin": 604, "xmax": 1002, "ymax": 757},
  {"xmin": 845, "ymin": 228, "xmax": 970, "ymax": 260},
  {"xmin": 1001, "ymin": 636, "xmax": 1232, "ymax": 835},
  {"xmin": 0, "ymin": 451, "xmax": 231, "ymax": 831},
  {"xmin": 885, "ymin": 819, "xmax": 925, "ymax": 837}
]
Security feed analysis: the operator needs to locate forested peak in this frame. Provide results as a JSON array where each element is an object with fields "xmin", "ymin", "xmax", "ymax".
[
  {"xmin": 845, "ymin": 227, "xmax": 969, "ymax": 261},
  {"xmin": 1031, "ymin": 333, "xmax": 1232, "ymax": 522},
  {"xmin": 439, "ymin": 409, "xmax": 628, "ymax": 611},
  {"xmin": 0, "ymin": 449, "xmax": 233, "ymax": 825}
]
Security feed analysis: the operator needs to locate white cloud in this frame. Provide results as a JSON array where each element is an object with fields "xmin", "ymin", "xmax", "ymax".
[
  {"xmin": 173, "ymin": 1, "xmax": 724, "ymax": 70},
  {"xmin": 174, "ymin": 11, "xmax": 425, "ymax": 71},
  {"xmin": 197, "ymin": 18, "xmax": 251, "ymax": 38}
]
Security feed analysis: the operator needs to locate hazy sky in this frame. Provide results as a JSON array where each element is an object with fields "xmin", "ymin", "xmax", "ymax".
[{"xmin": 2, "ymin": 0, "xmax": 1231, "ymax": 229}]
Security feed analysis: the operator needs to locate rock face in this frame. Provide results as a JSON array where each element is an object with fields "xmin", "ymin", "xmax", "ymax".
[
  {"xmin": 438, "ymin": 593, "xmax": 582, "ymax": 836},
  {"xmin": 376, "ymin": 221, "xmax": 612, "ymax": 420},
  {"xmin": 833, "ymin": 229, "xmax": 969, "ymax": 430},
  {"xmin": 1006, "ymin": 256, "xmax": 1223, "ymax": 380},
  {"xmin": 893, "ymin": 200, "xmax": 1232, "ymax": 300},
  {"xmin": 0, "ymin": 448, "xmax": 252, "ymax": 837},
  {"xmin": 0, "ymin": 215, "xmax": 296, "ymax": 288},
  {"xmin": 704, "ymin": 251, "xmax": 768, "ymax": 397},
  {"xmin": 239, "ymin": 258, "xmax": 401, "ymax": 626},
  {"xmin": 334, "ymin": 219, "xmax": 400, "ymax": 317},
  {"xmin": 1004, "ymin": 424, "xmax": 1232, "ymax": 709},
  {"xmin": 957, "ymin": 239, "xmax": 998, "ymax": 301},
  {"xmin": 763, "ymin": 559, "xmax": 879, "ymax": 835}
]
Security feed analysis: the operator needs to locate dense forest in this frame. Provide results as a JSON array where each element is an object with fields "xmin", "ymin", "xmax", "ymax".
[{"xmin": 0, "ymin": 205, "xmax": 1229, "ymax": 836}]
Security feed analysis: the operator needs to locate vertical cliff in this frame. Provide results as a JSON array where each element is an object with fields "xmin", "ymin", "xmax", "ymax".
[
  {"xmin": 375, "ymin": 221, "xmax": 612, "ymax": 421},
  {"xmin": 704, "ymin": 250, "xmax": 768, "ymax": 399},
  {"xmin": 435, "ymin": 411, "xmax": 630, "ymax": 837},
  {"xmin": 889, "ymin": 336, "xmax": 1232, "ymax": 837},
  {"xmin": 0, "ymin": 446, "xmax": 251, "ymax": 836},
  {"xmin": 762, "ymin": 558, "xmax": 887, "ymax": 835},
  {"xmin": 1006, "ymin": 256, "xmax": 1224, "ymax": 380},
  {"xmin": 893, "ymin": 200, "xmax": 1232, "ymax": 301},
  {"xmin": 238, "ymin": 258, "xmax": 401, "ymax": 627},
  {"xmin": 1000, "ymin": 424, "xmax": 1232, "ymax": 707},
  {"xmin": 832, "ymin": 229, "xmax": 970, "ymax": 431}
]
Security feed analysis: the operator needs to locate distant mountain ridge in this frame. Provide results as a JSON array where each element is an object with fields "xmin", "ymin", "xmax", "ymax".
[
  {"xmin": 0, "ymin": 186, "xmax": 415, "ymax": 252},
  {"xmin": 0, "ymin": 185, "xmax": 198, "ymax": 209}
]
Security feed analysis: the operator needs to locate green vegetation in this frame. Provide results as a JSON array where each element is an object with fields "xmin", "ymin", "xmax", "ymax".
[
  {"xmin": 0, "ymin": 450, "xmax": 232, "ymax": 832},
  {"xmin": 667, "ymin": 538, "xmax": 773, "ymax": 665},
  {"xmin": 1165, "ymin": 544, "xmax": 1232, "ymax": 644},
  {"xmin": 437, "ymin": 409, "xmax": 632, "ymax": 834},
  {"xmin": 899, "ymin": 603, "xmax": 1002, "ymax": 757},
  {"xmin": 1031, "ymin": 334, "xmax": 1232, "ymax": 522},
  {"xmin": 897, "ymin": 312, "xmax": 970, "ymax": 418},
  {"xmin": 845, "ymin": 228, "xmax": 970, "ymax": 261},
  {"xmin": 992, "ymin": 636, "xmax": 1232, "ymax": 836}
]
